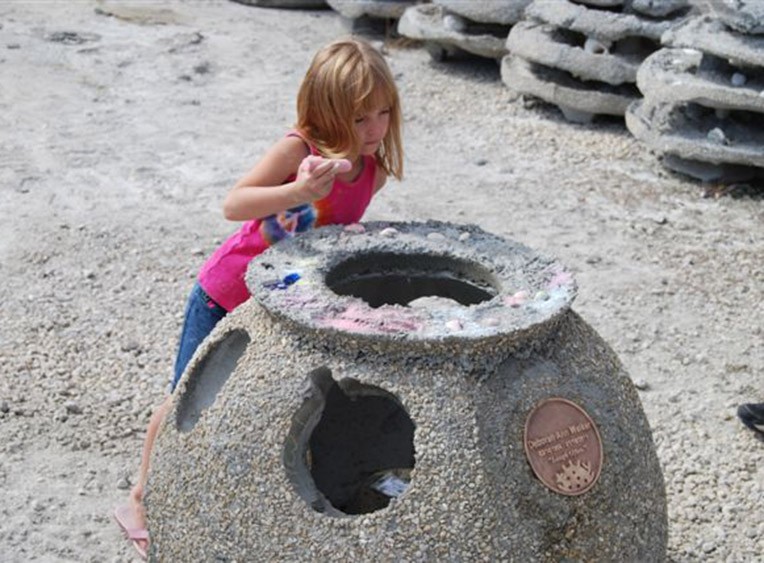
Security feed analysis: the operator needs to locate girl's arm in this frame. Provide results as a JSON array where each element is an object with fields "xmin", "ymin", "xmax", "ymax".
[{"xmin": 223, "ymin": 136, "xmax": 341, "ymax": 221}]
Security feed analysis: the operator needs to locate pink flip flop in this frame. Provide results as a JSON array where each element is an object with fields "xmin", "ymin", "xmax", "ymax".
[{"xmin": 114, "ymin": 505, "xmax": 149, "ymax": 560}]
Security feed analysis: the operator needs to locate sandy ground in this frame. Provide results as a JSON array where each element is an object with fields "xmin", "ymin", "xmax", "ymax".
[{"xmin": 0, "ymin": 1, "xmax": 762, "ymax": 561}]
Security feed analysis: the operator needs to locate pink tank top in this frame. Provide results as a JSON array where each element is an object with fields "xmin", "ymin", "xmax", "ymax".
[{"xmin": 198, "ymin": 133, "xmax": 376, "ymax": 311}]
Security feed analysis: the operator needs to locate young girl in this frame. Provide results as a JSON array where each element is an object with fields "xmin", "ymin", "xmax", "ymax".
[{"xmin": 114, "ymin": 36, "xmax": 403, "ymax": 559}]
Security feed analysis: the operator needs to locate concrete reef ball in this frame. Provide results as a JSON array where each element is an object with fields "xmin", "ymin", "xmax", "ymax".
[
  {"xmin": 146, "ymin": 220, "xmax": 667, "ymax": 562},
  {"xmin": 229, "ymin": 0, "xmax": 328, "ymax": 8}
]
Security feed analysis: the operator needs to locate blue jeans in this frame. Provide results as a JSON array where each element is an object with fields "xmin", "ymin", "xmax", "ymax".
[{"xmin": 172, "ymin": 282, "xmax": 228, "ymax": 391}]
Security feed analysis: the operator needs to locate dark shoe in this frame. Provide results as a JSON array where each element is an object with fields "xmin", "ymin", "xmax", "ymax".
[{"xmin": 737, "ymin": 403, "xmax": 764, "ymax": 436}]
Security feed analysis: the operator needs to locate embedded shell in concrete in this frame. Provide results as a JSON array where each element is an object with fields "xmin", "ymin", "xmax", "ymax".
[{"xmin": 146, "ymin": 221, "xmax": 667, "ymax": 562}]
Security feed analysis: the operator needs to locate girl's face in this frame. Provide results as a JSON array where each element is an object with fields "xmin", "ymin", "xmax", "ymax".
[{"xmin": 354, "ymin": 102, "xmax": 391, "ymax": 156}]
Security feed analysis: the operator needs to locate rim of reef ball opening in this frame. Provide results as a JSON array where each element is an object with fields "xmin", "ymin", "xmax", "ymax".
[{"xmin": 246, "ymin": 220, "xmax": 577, "ymax": 346}]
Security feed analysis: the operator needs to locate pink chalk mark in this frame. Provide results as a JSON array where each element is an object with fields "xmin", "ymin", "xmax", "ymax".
[
  {"xmin": 547, "ymin": 270, "xmax": 574, "ymax": 289},
  {"xmin": 318, "ymin": 303, "xmax": 422, "ymax": 334}
]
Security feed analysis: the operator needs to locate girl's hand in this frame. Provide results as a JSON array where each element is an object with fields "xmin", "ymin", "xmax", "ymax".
[{"xmin": 295, "ymin": 156, "xmax": 352, "ymax": 202}]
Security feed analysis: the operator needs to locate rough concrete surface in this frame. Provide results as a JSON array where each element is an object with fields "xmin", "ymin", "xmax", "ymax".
[
  {"xmin": 702, "ymin": 0, "xmax": 764, "ymax": 35},
  {"xmin": 231, "ymin": 0, "xmax": 328, "ymax": 8},
  {"xmin": 663, "ymin": 15, "xmax": 764, "ymax": 69},
  {"xmin": 434, "ymin": 0, "xmax": 530, "ymax": 26},
  {"xmin": 525, "ymin": 0, "xmax": 682, "ymax": 42},
  {"xmin": 501, "ymin": 55, "xmax": 637, "ymax": 120},
  {"xmin": 0, "ymin": 1, "xmax": 762, "ymax": 562},
  {"xmin": 507, "ymin": 21, "xmax": 640, "ymax": 86},
  {"xmin": 397, "ymin": 4, "xmax": 509, "ymax": 60},
  {"xmin": 327, "ymin": 0, "xmax": 414, "ymax": 20},
  {"xmin": 147, "ymin": 221, "xmax": 666, "ymax": 561},
  {"xmin": 636, "ymin": 48, "xmax": 764, "ymax": 113},
  {"xmin": 626, "ymin": 99, "xmax": 764, "ymax": 168}
]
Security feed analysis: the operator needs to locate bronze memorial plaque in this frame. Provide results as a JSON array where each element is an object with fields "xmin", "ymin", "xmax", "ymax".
[{"xmin": 523, "ymin": 397, "xmax": 603, "ymax": 496}]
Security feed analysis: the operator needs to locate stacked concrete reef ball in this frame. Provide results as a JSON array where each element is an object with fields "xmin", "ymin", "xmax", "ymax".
[
  {"xmin": 398, "ymin": 0, "xmax": 531, "ymax": 61},
  {"xmin": 146, "ymin": 221, "xmax": 667, "ymax": 562},
  {"xmin": 229, "ymin": 0, "xmax": 328, "ymax": 8},
  {"xmin": 502, "ymin": 0, "xmax": 693, "ymax": 124},
  {"xmin": 626, "ymin": 3, "xmax": 764, "ymax": 183}
]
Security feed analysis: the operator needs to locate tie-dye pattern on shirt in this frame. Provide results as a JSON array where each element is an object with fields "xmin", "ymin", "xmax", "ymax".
[{"xmin": 259, "ymin": 204, "xmax": 317, "ymax": 245}]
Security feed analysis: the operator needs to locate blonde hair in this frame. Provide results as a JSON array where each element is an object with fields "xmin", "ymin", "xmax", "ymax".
[{"xmin": 296, "ymin": 37, "xmax": 403, "ymax": 180}]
